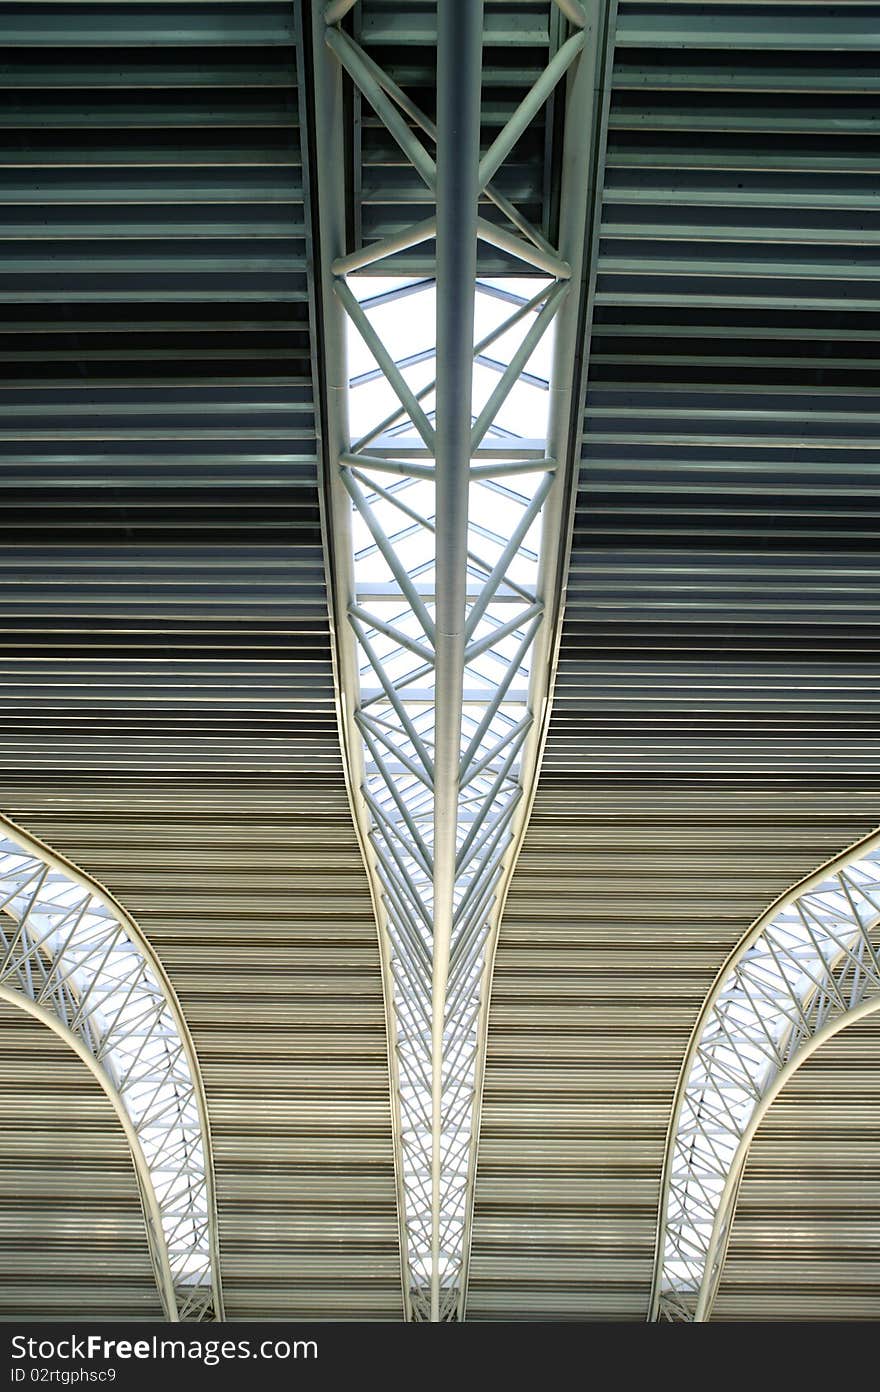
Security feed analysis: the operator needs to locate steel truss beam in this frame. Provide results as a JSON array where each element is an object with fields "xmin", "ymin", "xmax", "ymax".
[
  {"xmin": 0, "ymin": 814, "xmax": 223, "ymax": 1321},
  {"xmin": 305, "ymin": 0, "xmax": 611, "ymax": 1320},
  {"xmin": 651, "ymin": 829, "xmax": 880, "ymax": 1322}
]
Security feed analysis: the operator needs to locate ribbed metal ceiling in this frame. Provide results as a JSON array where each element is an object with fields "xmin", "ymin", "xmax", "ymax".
[
  {"xmin": 564, "ymin": 0, "xmax": 880, "ymax": 784},
  {"xmin": 468, "ymin": 788, "xmax": 880, "ymax": 1319},
  {"xmin": 0, "ymin": 0, "xmax": 402, "ymax": 1320},
  {"xmin": 2, "ymin": 0, "xmax": 879, "ymax": 1323},
  {"xmin": 469, "ymin": 0, "xmax": 880, "ymax": 1321},
  {"xmin": 0, "ymin": 1001, "xmax": 163, "ymax": 1319},
  {"xmin": 0, "ymin": 776, "xmax": 403, "ymax": 1319},
  {"xmin": 715, "ymin": 1013, "xmax": 880, "ymax": 1320}
]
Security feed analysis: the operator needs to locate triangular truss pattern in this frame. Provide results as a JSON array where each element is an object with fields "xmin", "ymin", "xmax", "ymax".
[
  {"xmin": 0, "ymin": 815, "xmax": 223, "ymax": 1322},
  {"xmin": 652, "ymin": 831, "xmax": 880, "ymax": 1322},
  {"xmin": 305, "ymin": 0, "xmax": 608, "ymax": 1319}
]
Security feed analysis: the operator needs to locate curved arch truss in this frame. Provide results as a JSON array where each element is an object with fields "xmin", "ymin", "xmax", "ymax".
[
  {"xmin": 305, "ymin": 0, "xmax": 610, "ymax": 1319},
  {"xmin": 0, "ymin": 814, "xmax": 223, "ymax": 1321},
  {"xmin": 652, "ymin": 830, "xmax": 880, "ymax": 1322}
]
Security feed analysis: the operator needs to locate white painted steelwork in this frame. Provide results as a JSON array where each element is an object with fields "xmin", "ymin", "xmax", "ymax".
[
  {"xmin": 0, "ymin": 814, "xmax": 223, "ymax": 1321},
  {"xmin": 653, "ymin": 829, "xmax": 880, "ymax": 1321},
  {"xmin": 308, "ymin": 0, "xmax": 607, "ymax": 1320}
]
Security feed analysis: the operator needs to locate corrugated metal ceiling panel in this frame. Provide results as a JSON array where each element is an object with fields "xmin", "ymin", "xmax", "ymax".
[
  {"xmin": 715, "ymin": 1013, "xmax": 880, "ymax": 1320},
  {"xmin": 470, "ymin": 0, "xmax": 880, "ymax": 1321},
  {"xmin": 468, "ymin": 786, "xmax": 880, "ymax": 1319},
  {"xmin": 0, "ymin": 1003, "xmax": 163, "ymax": 1320},
  {"xmin": 0, "ymin": 775, "xmax": 403, "ymax": 1320}
]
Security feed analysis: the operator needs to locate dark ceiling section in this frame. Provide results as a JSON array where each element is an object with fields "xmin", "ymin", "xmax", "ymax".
[
  {"xmin": 346, "ymin": 0, "xmax": 564, "ymax": 275},
  {"xmin": 563, "ymin": 0, "xmax": 880, "ymax": 780},
  {"xmin": 471, "ymin": 0, "xmax": 880, "ymax": 1320},
  {"xmin": 0, "ymin": 0, "xmax": 332, "ymax": 774}
]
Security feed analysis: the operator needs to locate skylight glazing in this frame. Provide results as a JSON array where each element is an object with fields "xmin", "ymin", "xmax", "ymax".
[{"xmin": 342, "ymin": 274, "xmax": 558, "ymax": 1313}]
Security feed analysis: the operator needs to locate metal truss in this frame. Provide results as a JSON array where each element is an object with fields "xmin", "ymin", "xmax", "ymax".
[
  {"xmin": 0, "ymin": 813, "xmax": 223, "ymax": 1321},
  {"xmin": 305, "ymin": 0, "xmax": 609, "ymax": 1321},
  {"xmin": 651, "ymin": 830, "xmax": 880, "ymax": 1322}
]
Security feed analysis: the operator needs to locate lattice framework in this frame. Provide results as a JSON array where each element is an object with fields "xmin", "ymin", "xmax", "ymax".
[
  {"xmin": 307, "ymin": 0, "xmax": 607, "ymax": 1320},
  {"xmin": 0, "ymin": 815, "xmax": 223, "ymax": 1321},
  {"xmin": 653, "ymin": 831, "xmax": 880, "ymax": 1322}
]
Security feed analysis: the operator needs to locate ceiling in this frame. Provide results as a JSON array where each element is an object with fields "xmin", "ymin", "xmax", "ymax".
[{"xmin": 1, "ymin": 0, "xmax": 879, "ymax": 1321}]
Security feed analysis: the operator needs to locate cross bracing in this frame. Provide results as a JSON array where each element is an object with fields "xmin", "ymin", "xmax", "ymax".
[
  {"xmin": 653, "ymin": 830, "xmax": 880, "ymax": 1322},
  {"xmin": 0, "ymin": 814, "xmax": 223, "ymax": 1322},
  {"xmin": 306, "ymin": 0, "xmax": 609, "ymax": 1320}
]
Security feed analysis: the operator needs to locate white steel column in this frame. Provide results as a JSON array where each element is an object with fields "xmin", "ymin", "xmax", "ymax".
[{"xmin": 430, "ymin": 0, "xmax": 485, "ymax": 1323}]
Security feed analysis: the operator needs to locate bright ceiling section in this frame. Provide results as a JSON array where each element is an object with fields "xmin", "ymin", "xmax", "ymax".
[
  {"xmin": 342, "ymin": 274, "xmax": 557, "ymax": 1310},
  {"xmin": 0, "ymin": 1002, "xmax": 164, "ymax": 1319},
  {"xmin": 0, "ymin": 815, "xmax": 222, "ymax": 1319},
  {"xmin": 0, "ymin": 0, "xmax": 402, "ymax": 1321},
  {"xmin": 655, "ymin": 831, "xmax": 880, "ymax": 1320}
]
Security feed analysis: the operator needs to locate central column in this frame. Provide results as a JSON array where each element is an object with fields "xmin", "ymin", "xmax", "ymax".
[{"xmin": 430, "ymin": 0, "xmax": 484, "ymax": 1322}]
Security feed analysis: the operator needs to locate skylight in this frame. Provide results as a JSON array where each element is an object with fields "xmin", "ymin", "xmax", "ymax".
[{"xmin": 341, "ymin": 272, "xmax": 559, "ymax": 1312}]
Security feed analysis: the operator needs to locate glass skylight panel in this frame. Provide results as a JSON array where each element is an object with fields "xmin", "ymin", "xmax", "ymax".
[{"xmin": 340, "ymin": 273, "xmax": 558, "ymax": 1310}]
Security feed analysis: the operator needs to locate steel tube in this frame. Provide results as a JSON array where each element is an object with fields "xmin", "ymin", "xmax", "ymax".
[
  {"xmin": 464, "ymin": 602, "xmax": 544, "ymax": 664},
  {"xmin": 334, "ymin": 22, "xmax": 557, "ymax": 259},
  {"xmin": 340, "ymin": 468, "xmax": 436, "ymax": 641},
  {"xmin": 325, "ymin": 28, "xmax": 436, "ymax": 191},
  {"xmin": 323, "ymin": 0, "xmax": 358, "ymax": 23},
  {"xmin": 478, "ymin": 32, "xmax": 585, "ymax": 191},
  {"xmin": 463, "ymin": 473, "xmax": 554, "ymax": 640},
  {"xmin": 332, "ymin": 217, "xmax": 438, "ymax": 276},
  {"xmin": 470, "ymin": 282, "xmax": 568, "ymax": 449},
  {"xmin": 349, "ymin": 616, "xmax": 436, "ymax": 776},
  {"xmin": 348, "ymin": 603, "xmax": 435, "ymax": 664},
  {"xmin": 553, "ymin": 0, "xmax": 588, "ymax": 27},
  {"xmin": 352, "ymin": 282, "xmax": 552, "ymax": 452},
  {"xmin": 335, "ymin": 279, "xmax": 436, "ymax": 449},
  {"xmin": 469, "ymin": 457, "xmax": 557, "ymax": 480},
  {"xmin": 429, "ymin": 0, "xmax": 484, "ymax": 1323},
  {"xmin": 341, "ymin": 453, "xmax": 436, "ymax": 480},
  {"xmin": 476, "ymin": 217, "xmax": 572, "ymax": 278}
]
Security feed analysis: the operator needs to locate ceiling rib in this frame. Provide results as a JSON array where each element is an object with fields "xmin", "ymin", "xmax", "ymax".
[{"xmin": 304, "ymin": 0, "xmax": 611, "ymax": 1320}]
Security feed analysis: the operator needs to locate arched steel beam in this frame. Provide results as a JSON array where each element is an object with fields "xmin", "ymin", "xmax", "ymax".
[
  {"xmin": 0, "ymin": 813, "xmax": 224, "ymax": 1321},
  {"xmin": 651, "ymin": 828, "xmax": 880, "ymax": 1322}
]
